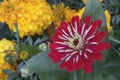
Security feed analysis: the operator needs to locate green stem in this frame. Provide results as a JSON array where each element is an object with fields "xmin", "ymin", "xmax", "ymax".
[
  {"xmin": 92, "ymin": 61, "xmax": 102, "ymax": 80},
  {"xmin": 14, "ymin": 23, "xmax": 20, "ymax": 44},
  {"xmin": 81, "ymin": 70, "xmax": 84, "ymax": 80},
  {"xmin": 109, "ymin": 36, "xmax": 120, "ymax": 44},
  {"xmin": 73, "ymin": 71, "xmax": 77, "ymax": 80}
]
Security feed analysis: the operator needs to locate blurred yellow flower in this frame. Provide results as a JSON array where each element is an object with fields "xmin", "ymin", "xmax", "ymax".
[
  {"xmin": 105, "ymin": 10, "xmax": 112, "ymax": 32},
  {"xmin": 0, "ymin": 38, "xmax": 16, "ymax": 80},
  {"xmin": 65, "ymin": 7, "xmax": 85, "ymax": 21},
  {"xmin": 83, "ymin": 0, "xmax": 103, "ymax": 4},
  {"xmin": 0, "ymin": 0, "xmax": 53, "ymax": 38},
  {"xmin": 20, "ymin": 50, "xmax": 29, "ymax": 60}
]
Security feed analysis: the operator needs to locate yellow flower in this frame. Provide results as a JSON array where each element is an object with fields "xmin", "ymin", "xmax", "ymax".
[
  {"xmin": 105, "ymin": 10, "xmax": 112, "ymax": 32},
  {"xmin": 65, "ymin": 7, "xmax": 85, "ymax": 21},
  {"xmin": 0, "ymin": 0, "xmax": 53, "ymax": 38},
  {"xmin": 52, "ymin": 3, "xmax": 65, "ymax": 28},
  {"xmin": 0, "ymin": 0, "xmax": 20, "ymax": 28},
  {"xmin": 83, "ymin": 0, "xmax": 103, "ymax": 4},
  {"xmin": 0, "ymin": 38, "xmax": 16, "ymax": 80},
  {"xmin": 20, "ymin": 50, "xmax": 29, "ymax": 60}
]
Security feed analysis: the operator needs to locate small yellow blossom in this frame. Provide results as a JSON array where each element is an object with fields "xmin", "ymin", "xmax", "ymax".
[
  {"xmin": 0, "ymin": 38, "xmax": 16, "ymax": 80},
  {"xmin": 83, "ymin": 0, "xmax": 103, "ymax": 4},
  {"xmin": 20, "ymin": 50, "xmax": 29, "ymax": 60}
]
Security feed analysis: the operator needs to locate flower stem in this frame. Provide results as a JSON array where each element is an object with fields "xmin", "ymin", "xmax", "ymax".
[
  {"xmin": 14, "ymin": 23, "xmax": 20, "ymax": 44},
  {"xmin": 73, "ymin": 71, "xmax": 77, "ymax": 80},
  {"xmin": 109, "ymin": 36, "xmax": 120, "ymax": 44},
  {"xmin": 81, "ymin": 70, "xmax": 84, "ymax": 80},
  {"xmin": 75, "ymin": 70, "xmax": 84, "ymax": 80}
]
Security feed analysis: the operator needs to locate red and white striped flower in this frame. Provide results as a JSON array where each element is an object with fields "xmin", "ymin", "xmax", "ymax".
[{"xmin": 49, "ymin": 16, "xmax": 110, "ymax": 73}]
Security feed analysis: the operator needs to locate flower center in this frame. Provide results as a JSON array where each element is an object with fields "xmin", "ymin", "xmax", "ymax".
[
  {"xmin": 73, "ymin": 39, "xmax": 79, "ymax": 46},
  {"xmin": 69, "ymin": 34, "xmax": 83, "ymax": 50}
]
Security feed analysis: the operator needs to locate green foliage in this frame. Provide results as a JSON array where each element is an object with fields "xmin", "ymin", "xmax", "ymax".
[
  {"xmin": 61, "ymin": 0, "xmax": 84, "ymax": 10},
  {"xmin": 102, "ymin": 0, "xmax": 120, "ymax": 52},
  {"xmin": 103, "ymin": 48, "xmax": 120, "ymax": 80},
  {"xmin": 22, "ymin": 51, "xmax": 76, "ymax": 80}
]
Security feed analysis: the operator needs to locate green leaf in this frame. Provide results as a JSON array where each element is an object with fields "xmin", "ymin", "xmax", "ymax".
[
  {"xmin": 103, "ymin": 47, "xmax": 120, "ymax": 79},
  {"xmin": 3, "ymin": 69, "xmax": 13, "ymax": 75},
  {"xmin": 7, "ymin": 72, "xmax": 18, "ymax": 80},
  {"xmin": 103, "ymin": 75, "xmax": 118, "ymax": 80},
  {"xmin": 83, "ymin": 0, "xmax": 107, "ymax": 32},
  {"xmin": 103, "ymin": 47, "xmax": 120, "ymax": 68},
  {"xmin": 22, "ymin": 51, "xmax": 76, "ymax": 80},
  {"xmin": 4, "ymin": 54, "xmax": 15, "ymax": 66},
  {"xmin": 76, "ymin": 70, "xmax": 92, "ymax": 80},
  {"xmin": 61, "ymin": 0, "xmax": 84, "ymax": 10},
  {"xmin": 80, "ymin": 0, "xmax": 109, "ymax": 80}
]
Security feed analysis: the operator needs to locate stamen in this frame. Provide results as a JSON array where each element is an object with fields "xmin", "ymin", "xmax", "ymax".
[
  {"xmin": 87, "ymin": 36, "xmax": 95, "ymax": 40},
  {"xmin": 86, "ymin": 49, "xmax": 92, "ymax": 53},
  {"xmin": 65, "ymin": 51, "xmax": 77, "ymax": 61},
  {"xmin": 83, "ymin": 25, "xmax": 93, "ymax": 38},
  {"xmin": 81, "ymin": 23, "xmax": 85, "ymax": 35},
  {"xmin": 84, "ymin": 53, "xmax": 88, "ymax": 58},
  {"xmin": 58, "ymin": 49, "xmax": 74, "ymax": 52},
  {"xmin": 90, "ymin": 42, "xmax": 98, "ymax": 44},
  {"xmin": 62, "ymin": 29, "xmax": 69, "ymax": 37},
  {"xmin": 56, "ymin": 47, "xmax": 64, "ymax": 49},
  {"xmin": 76, "ymin": 55, "xmax": 79, "ymax": 62},
  {"xmin": 67, "ymin": 24, "xmax": 74, "ymax": 37},
  {"xmin": 59, "ymin": 36, "xmax": 67, "ymax": 40},
  {"xmin": 79, "ymin": 50, "xmax": 82, "ymax": 55},
  {"xmin": 55, "ymin": 41, "xmax": 68, "ymax": 46}
]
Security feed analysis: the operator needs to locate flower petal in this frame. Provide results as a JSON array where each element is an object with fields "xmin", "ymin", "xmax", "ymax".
[
  {"xmin": 92, "ymin": 52, "xmax": 103, "ymax": 60},
  {"xmin": 89, "ymin": 31, "xmax": 107, "ymax": 42},
  {"xmin": 84, "ymin": 63, "xmax": 92, "ymax": 74},
  {"xmin": 88, "ymin": 20, "xmax": 102, "ymax": 35}
]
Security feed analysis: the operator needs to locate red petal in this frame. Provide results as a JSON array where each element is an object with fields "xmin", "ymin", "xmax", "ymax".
[
  {"xmin": 60, "ymin": 61, "xmax": 73, "ymax": 72},
  {"xmin": 60, "ymin": 21, "xmax": 68, "ymax": 30},
  {"xmin": 49, "ymin": 51, "xmax": 67, "ymax": 63},
  {"xmin": 60, "ymin": 61, "xmax": 67, "ymax": 68},
  {"xmin": 84, "ymin": 63, "xmax": 92, "ymax": 74},
  {"xmin": 85, "ymin": 52, "xmax": 94, "ymax": 62},
  {"xmin": 88, "ymin": 42, "xmax": 110, "ymax": 52},
  {"xmin": 95, "ymin": 42, "xmax": 110, "ymax": 51},
  {"xmin": 92, "ymin": 52, "xmax": 103, "ymax": 60},
  {"xmin": 83, "ymin": 16, "xmax": 91, "ymax": 29},
  {"xmin": 72, "ymin": 16, "xmax": 79, "ymax": 27},
  {"xmin": 71, "ymin": 16, "xmax": 82, "ymax": 35},
  {"xmin": 49, "ymin": 43, "xmax": 70, "ymax": 51},
  {"xmin": 89, "ymin": 31, "xmax": 107, "ymax": 42},
  {"xmin": 88, "ymin": 20, "xmax": 102, "ymax": 35},
  {"xmin": 60, "ymin": 21, "xmax": 70, "ymax": 35},
  {"xmin": 69, "ymin": 54, "xmax": 81, "ymax": 71},
  {"xmin": 49, "ymin": 43, "xmax": 62, "ymax": 50}
]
